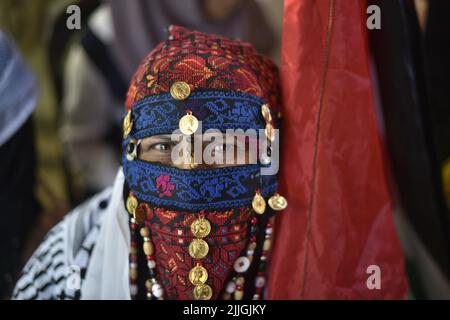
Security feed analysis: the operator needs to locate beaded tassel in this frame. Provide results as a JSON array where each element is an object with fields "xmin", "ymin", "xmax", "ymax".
[
  {"xmin": 223, "ymin": 214, "xmax": 259, "ymax": 300},
  {"xmin": 140, "ymin": 222, "xmax": 164, "ymax": 300},
  {"xmin": 253, "ymin": 217, "xmax": 274, "ymax": 300},
  {"xmin": 129, "ymin": 217, "xmax": 139, "ymax": 299},
  {"xmin": 129, "ymin": 207, "xmax": 164, "ymax": 300}
]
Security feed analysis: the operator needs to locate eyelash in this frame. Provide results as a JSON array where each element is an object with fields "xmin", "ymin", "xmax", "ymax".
[
  {"xmin": 213, "ymin": 143, "xmax": 242, "ymax": 153},
  {"xmin": 148, "ymin": 143, "xmax": 173, "ymax": 152},
  {"xmin": 146, "ymin": 142, "xmax": 244, "ymax": 153}
]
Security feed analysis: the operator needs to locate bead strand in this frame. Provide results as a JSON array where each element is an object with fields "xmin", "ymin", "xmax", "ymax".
[
  {"xmin": 129, "ymin": 217, "xmax": 139, "ymax": 298},
  {"xmin": 223, "ymin": 214, "xmax": 259, "ymax": 300},
  {"xmin": 253, "ymin": 217, "xmax": 274, "ymax": 300},
  {"xmin": 140, "ymin": 223, "xmax": 164, "ymax": 300}
]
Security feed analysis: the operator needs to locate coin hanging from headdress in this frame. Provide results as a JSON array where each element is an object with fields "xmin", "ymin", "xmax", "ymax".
[
  {"xmin": 170, "ymin": 81, "xmax": 191, "ymax": 100},
  {"xmin": 252, "ymin": 191, "xmax": 266, "ymax": 214},
  {"xmin": 126, "ymin": 192, "xmax": 138, "ymax": 217},
  {"xmin": 123, "ymin": 110, "xmax": 133, "ymax": 139},
  {"xmin": 268, "ymin": 193, "xmax": 288, "ymax": 211},
  {"xmin": 179, "ymin": 111, "xmax": 199, "ymax": 135}
]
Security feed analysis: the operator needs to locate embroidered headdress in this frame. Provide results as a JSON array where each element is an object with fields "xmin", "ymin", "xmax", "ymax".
[{"xmin": 121, "ymin": 26, "xmax": 287, "ymax": 300}]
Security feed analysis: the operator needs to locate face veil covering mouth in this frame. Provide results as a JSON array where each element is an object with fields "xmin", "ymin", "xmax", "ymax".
[{"xmin": 121, "ymin": 26, "xmax": 287, "ymax": 300}]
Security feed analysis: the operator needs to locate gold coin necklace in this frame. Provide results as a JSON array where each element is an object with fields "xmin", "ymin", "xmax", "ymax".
[
  {"xmin": 127, "ymin": 192, "xmax": 286, "ymax": 300},
  {"xmin": 188, "ymin": 212, "xmax": 213, "ymax": 300}
]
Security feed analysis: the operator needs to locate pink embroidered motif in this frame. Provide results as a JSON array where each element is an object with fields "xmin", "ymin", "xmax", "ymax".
[{"xmin": 156, "ymin": 174, "xmax": 175, "ymax": 198}]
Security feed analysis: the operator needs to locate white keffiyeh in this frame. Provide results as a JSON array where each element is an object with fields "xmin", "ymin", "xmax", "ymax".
[{"xmin": 13, "ymin": 169, "xmax": 132, "ymax": 300}]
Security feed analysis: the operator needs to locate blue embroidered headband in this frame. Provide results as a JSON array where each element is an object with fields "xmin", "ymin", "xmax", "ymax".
[
  {"xmin": 123, "ymin": 158, "xmax": 277, "ymax": 211},
  {"xmin": 121, "ymin": 88, "xmax": 280, "ymax": 212},
  {"xmin": 129, "ymin": 90, "xmax": 266, "ymax": 139}
]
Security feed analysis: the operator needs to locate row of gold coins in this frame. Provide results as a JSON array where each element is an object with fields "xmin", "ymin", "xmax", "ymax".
[{"xmin": 188, "ymin": 215, "xmax": 213, "ymax": 300}]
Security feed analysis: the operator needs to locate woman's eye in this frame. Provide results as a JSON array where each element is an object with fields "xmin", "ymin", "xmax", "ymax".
[
  {"xmin": 152, "ymin": 143, "xmax": 172, "ymax": 152},
  {"xmin": 214, "ymin": 144, "xmax": 225, "ymax": 153},
  {"xmin": 213, "ymin": 143, "xmax": 241, "ymax": 155}
]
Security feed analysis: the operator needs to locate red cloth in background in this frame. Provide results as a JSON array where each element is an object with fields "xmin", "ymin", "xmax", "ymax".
[{"xmin": 267, "ymin": 0, "xmax": 408, "ymax": 299}]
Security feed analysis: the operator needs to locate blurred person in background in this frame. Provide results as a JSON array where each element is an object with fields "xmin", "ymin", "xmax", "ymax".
[
  {"xmin": 60, "ymin": 0, "xmax": 276, "ymax": 203},
  {"xmin": 0, "ymin": 30, "xmax": 39, "ymax": 298}
]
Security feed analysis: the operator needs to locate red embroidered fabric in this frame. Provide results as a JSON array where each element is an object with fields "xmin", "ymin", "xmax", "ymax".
[
  {"xmin": 145, "ymin": 206, "xmax": 251, "ymax": 300},
  {"xmin": 125, "ymin": 25, "xmax": 281, "ymax": 114}
]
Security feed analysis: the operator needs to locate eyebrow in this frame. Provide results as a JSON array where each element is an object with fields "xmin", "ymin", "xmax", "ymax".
[
  {"xmin": 144, "ymin": 135, "xmax": 173, "ymax": 142},
  {"xmin": 145, "ymin": 133, "xmax": 251, "ymax": 143}
]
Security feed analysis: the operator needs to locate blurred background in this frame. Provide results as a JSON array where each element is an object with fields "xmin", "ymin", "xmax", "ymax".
[{"xmin": 0, "ymin": 0, "xmax": 449, "ymax": 299}]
